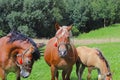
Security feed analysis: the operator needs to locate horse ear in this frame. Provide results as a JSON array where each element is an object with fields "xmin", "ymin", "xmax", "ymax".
[
  {"xmin": 36, "ymin": 43, "xmax": 46, "ymax": 48},
  {"xmin": 23, "ymin": 39, "xmax": 29, "ymax": 44},
  {"xmin": 55, "ymin": 23, "xmax": 60, "ymax": 31},
  {"xmin": 67, "ymin": 25, "xmax": 72, "ymax": 31}
]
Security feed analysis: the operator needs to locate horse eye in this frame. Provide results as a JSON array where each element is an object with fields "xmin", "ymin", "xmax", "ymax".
[
  {"xmin": 27, "ymin": 60, "xmax": 31, "ymax": 64},
  {"xmin": 67, "ymin": 36, "xmax": 70, "ymax": 39}
]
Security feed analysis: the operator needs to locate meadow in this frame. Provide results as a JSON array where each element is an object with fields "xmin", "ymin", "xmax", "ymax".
[
  {"xmin": 77, "ymin": 24, "xmax": 120, "ymax": 39},
  {"xmin": 7, "ymin": 42, "xmax": 120, "ymax": 80},
  {"xmin": 6, "ymin": 24, "xmax": 120, "ymax": 80}
]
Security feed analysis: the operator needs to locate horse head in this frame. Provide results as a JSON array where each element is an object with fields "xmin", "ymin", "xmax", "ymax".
[
  {"xmin": 16, "ymin": 45, "xmax": 36, "ymax": 78},
  {"xmin": 54, "ymin": 23, "xmax": 72, "ymax": 57},
  {"xmin": 7, "ymin": 31, "xmax": 40, "ymax": 78}
]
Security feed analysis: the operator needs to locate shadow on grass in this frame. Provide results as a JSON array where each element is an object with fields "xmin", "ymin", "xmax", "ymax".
[
  {"xmin": 71, "ymin": 77, "xmax": 77, "ymax": 80},
  {"xmin": 71, "ymin": 77, "xmax": 98, "ymax": 80}
]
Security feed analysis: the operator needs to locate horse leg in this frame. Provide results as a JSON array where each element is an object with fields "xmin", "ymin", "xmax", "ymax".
[
  {"xmin": 87, "ymin": 67, "xmax": 92, "ymax": 80},
  {"xmin": 65, "ymin": 67, "xmax": 73, "ymax": 80},
  {"xmin": 76, "ymin": 62, "xmax": 85, "ymax": 80},
  {"xmin": 55, "ymin": 70, "xmax": 59, "ymax": 80},
  {"xmin": 0, "ymin": 68, "xmax": 6, "ymax": 80},
  {"xmin": 79, "ymin": 65, "xmax": 85, "ymax": 80},
  {"xmin": 51, "ymin": 65, "xmax": 57, "ymax": 80},
  {"xmin": 76, "ymin": 60, "xmax": 81, "ymax": 80},
  {"xmin": 62, "ymin": 70, "xmax": 66, "ymax": 80},
  {"xmin": 16, "ymin": 69, "xmax": 20, "ymax": 80},
  {"xmin": 97, "ymin": 69, "xmax": 102, "ymax": 80}
]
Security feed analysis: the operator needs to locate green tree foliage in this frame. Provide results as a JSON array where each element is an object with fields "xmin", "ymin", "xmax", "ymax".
[
  {"xmin": 91, "ymin": 0, "xmax": 116, "ymax": 26},
  {"xmin": 72, "ymin": 26, "xmax": 79, "ymax": 36},
  {"xmin": 0, "ymin": 0, "xmax": 120, "ymax": 37}
]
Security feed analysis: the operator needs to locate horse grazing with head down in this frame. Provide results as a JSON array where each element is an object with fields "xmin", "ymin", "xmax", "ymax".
[
  {"xmin": 0, "ymin": 31, "xmax": 41, "ymax": 80},
  {"xmin": 44, "ymin": 23, "xmax": 78, "ymax": 80},
  {"xmin": 76, "ymin": 46, "xmax": 112, "ymax": 80}
]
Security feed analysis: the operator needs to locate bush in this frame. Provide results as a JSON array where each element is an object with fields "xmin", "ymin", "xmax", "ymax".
[
  {"xmin": 72, "ymin": 26, "xmax": 80, "ymax": 36},
  {"xmin": 0, "ymin": 30, "xmax": 6, "ymax": 37},
  {"xmin": 17, "ymin": 25, "xmax": 36, "ymax": 38}
]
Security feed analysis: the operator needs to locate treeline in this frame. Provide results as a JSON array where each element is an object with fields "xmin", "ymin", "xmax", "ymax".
[{"xmin": 0, "ymin": 0, "xmax": 120, "ymax": 38}]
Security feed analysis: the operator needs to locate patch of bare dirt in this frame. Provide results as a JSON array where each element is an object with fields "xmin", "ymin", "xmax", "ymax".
[{"xmin": 33, "ymin": 38, "xmax": 120, "ymax": 45}]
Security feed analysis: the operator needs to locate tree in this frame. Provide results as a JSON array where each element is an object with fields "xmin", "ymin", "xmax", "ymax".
[{"xmin": 91, "ymin": 0, "xmax": 116, "ymax": 27}]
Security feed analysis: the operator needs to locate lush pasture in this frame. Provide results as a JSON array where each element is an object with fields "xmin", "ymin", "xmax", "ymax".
[
  {"xmin": 77, "ymin": 24, "xmax": 120, "ymax": 39},
  {"xmin": 5, "ymin": 24, "xmax": 120, "ymax": 80},
  {"xmin": 6, "ymin": 42, "xmax": 120, "ymax": 80},
  {"xmin": 83, "ymin": 42, "xmax": 120, "ymax": 80}
]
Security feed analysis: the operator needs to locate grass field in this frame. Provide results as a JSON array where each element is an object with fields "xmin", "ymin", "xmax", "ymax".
[
  {"xmin": 77, "ymin": 24, "xmax": 120, "ymax": 39},
  {"xmin": 5, "ymin": 24, "xmax": 120, "ymax": 80},
  {"xmin": 6, "ymin": 42, "xmax": 120, "ymax": 80}
]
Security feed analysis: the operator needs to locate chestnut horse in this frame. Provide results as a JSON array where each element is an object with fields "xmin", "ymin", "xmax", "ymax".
[
  {"xmin": 44, "ymin": 24, "xmax": 78, "ymax": 80},
  {"xmin": 76, "ymin": 46, "xmax": 112, "ymax": 80},
  {"xmin": 0, "ymin": 31, "xmax": 41, "ymax": 80}
]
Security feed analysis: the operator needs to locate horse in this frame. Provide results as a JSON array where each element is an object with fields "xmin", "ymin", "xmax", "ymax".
[
  {"xmin": 44, "ymin": 23, "xmax": 78, "ymax": 80},
  {"xmin": 76, "ymin": 46, "xmax": 112, "ymax": 80},
  {"xmin": 0, "ymin": 31, "xmax": 41, "ymax": 80}
]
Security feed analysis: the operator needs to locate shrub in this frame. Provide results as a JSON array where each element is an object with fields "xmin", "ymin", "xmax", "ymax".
[
  {"xmin": 72, "ymin": 26, "xmax": 80, "ymax": 36},
  {"xmin": 0, "ymin": 30, "xmax": 6, "ymax": 37},
  {"xmin": 17, "ymin": 25, "xmax": 36, "ymax": 38}
]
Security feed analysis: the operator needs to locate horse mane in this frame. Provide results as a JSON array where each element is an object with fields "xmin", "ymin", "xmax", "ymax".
[
  {"xmin": 95, "ymin": 48, "xmax": 110, "ymax": 71},
  {"xmin": 62, "ymin": 26, "xmax": 73, "ymax": 37},
  {"xmin": 61, "ymin": 26, "xmax": 73, "ymax": 43},
  {"xmin": 7, "ymin": 31, "xmax": 40, "ymax": 61}
]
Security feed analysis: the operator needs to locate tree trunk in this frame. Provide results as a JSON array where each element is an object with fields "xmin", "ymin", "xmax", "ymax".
[{"xmin": 104, "ymin": 18, "xmax": 106, "ymax": 27}]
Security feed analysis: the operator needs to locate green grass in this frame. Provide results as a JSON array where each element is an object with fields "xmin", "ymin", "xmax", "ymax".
[
  {"xmin": 77, "ymin": 24, "xmax": 120, "ymax": 39},
  {"xmin": 80, "ymin": 42, "xmax": 120, "ymax": 80},
  {"xmin": 6, "ymin": 42, "xmax": 120, "ymax": 80},
  {"xmin": 4, "ymin": 24, "xmax": 120, "ymax": 80}
]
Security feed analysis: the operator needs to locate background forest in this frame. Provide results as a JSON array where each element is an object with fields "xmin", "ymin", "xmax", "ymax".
[{"xmin": 0, "ymin": 0, "xmax": 120, "ymax": 38}]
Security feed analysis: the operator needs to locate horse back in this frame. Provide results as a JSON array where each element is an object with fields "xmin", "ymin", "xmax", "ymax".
[{"xmin": 76, "ymin": 46, "xmax": 100, "ymax": 66}]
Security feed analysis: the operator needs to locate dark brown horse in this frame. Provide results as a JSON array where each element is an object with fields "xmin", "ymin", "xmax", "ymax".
[
  {"xmin": 44, "ymin": 23, "xmax": 78, "ymax": 80},
  {"xmin": 76, "ymin": 46, "xmax": 112, "ymax": 80},
  {"xmin": 0, "ymin": 31, "xmax": 41, "ymax": 80}
]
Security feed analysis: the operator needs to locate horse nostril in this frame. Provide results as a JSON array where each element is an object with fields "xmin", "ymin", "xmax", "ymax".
[
  {"xmin": 63, "ymin": 50, "xmax": 67, "ymax": 55},
  {"xmin": 59, "ymin": 50, "xmax": 67, "ymax": 57}
]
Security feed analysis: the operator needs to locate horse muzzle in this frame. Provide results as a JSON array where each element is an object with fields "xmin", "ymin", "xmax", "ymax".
[
  {"xmin": 58, "ymin": 50, "xmax": 67, "ymax": 57},
  {"xmin": 20, "ymin": 69, "xmax": 30, "ymax": 78}
]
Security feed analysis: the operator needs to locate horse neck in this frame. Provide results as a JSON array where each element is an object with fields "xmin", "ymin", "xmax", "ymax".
[
  {"xmin": 67, "ymin": 43, "xmax": 77, "ymax": 59},
  {"xmin": 99, "ymin": 59, "xmax": 110, "ymax": 75},
  {"xmin": 7, "ymin": 41, "xmax": 30, "ymax": 55}
]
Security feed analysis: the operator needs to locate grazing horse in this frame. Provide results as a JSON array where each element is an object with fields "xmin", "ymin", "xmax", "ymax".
[
  {"xmin": 44, "ymin": 24, "xmax": 78, "ymax": 80},
  {"xmin": 76, "ymin": 46, "xmax": 112, "ymax": 80},
  {"xmin": 0, "ymin": 31, "xmax": 41, "ymax": 80}
]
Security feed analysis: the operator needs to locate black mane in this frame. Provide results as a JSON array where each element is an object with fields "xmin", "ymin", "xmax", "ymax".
[
  {"xmin": 7, "ymin": 31, "xmax": 40, "ymax": 61},
  {"xmin": 96, "ymin": 48, "xmax": 110, "ymax": 71}
]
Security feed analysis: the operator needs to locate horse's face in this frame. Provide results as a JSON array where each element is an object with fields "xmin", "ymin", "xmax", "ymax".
[
  {"xmin": 54, "ymin": 24, "xmax": 72, "ymax": 57},
  {"xmin": 16, "ymin": 45, "xmax": 35, "ymax": 78}
]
